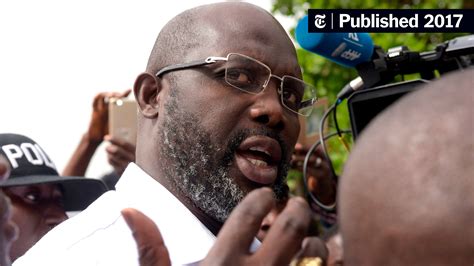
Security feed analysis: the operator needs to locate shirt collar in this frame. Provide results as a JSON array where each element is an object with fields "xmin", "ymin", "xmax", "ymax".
[
  {"xmin": 116, "ymin": 163, "xmax": 216, "ymax": 265},
  {"xmin": 116, "ymin": 163, "xmax": 261, "ymax": 265}
]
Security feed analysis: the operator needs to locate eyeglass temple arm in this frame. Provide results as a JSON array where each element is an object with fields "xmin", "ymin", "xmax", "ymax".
[
  {"xmin": 300, "ymin": 98, "xmax": 318, "ymax": 110},
  {"xmin": 155, "ymin": 59, "xmax": 209, "ymax": 77},
  {"xmin": 155, "ymin": 56, "xmax": 228, "ymax": 77}
]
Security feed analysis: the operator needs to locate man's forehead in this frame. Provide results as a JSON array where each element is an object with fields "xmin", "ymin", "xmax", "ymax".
[
  {"xmin": 185, "ymin": 45, "xmax": 300, "ymax": 73},
  {"xmin": 177, "ymin": 3, "xmax": 300, "ymax": 75},
  {"xmin": 182, "ymin": 34, "xmax": 300, "ymax": 78}
]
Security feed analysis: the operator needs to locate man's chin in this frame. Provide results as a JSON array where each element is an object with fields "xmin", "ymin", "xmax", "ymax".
[{"xmin": 227, "ymin": 166, "xmax": 282, "ymax": 200}]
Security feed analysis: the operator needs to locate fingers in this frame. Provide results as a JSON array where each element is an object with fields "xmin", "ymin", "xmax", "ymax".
[
  {"xmin": 299, "ymin": 237, "xmax": 328, "ymax": 261},
  {"xmin": 105, "ymin": 140, "xmax": 135, "ymax": 175},
  {"xmin": 105, "ymin": 135, "xmax": 136, "ymax": 154},
  {"xmin": 205, "ymin": 188, "xmax": 275, "ymax": 261},
  {"xmin": 92, "ymin": 92, "xmax": 107, "ymax": 110},
  {"xmin": 106, "ymin": 155, "xmax": 128, "ymax": 176},
  {"xmin": 290, "ymin": 237, "xmax": 328, "ymax": 266},
  {"xmin": 89, "ymin": 93, "xmax": 112, "ymax": 141},
  {"xmin": 105, "ymin": 137, "xmax": 135, "ymax": 175},
  {"xmin": 0, "ymin": 155, "xmax": 10, "ymax": 182},
  {"xmin": 254, "ymin": 197, "xmax": 311, "ymax": 265},
  {"xmin": 106, "ymin": 145, "xmax": 135, "ymax": 162},
  {"xmin": 89, "ymin": 90, "xmax": 132, "ymax": 142},
  {"xmin": 121, "ymin": 208, "xmax": 171, "ymax": 266},
  {"xmin": 103, "ymin": 90, "xmax": 132, "ymax": 103},
  {"xmin": 201, "ymin": 191, "xmax": 313, "ymax": 266},
  {"xmin": 0, "ymin": 195, "xmax": 18, "ymax": 243},
  {"xmin": 119, "ymin": 89, "xmax": 132, "ymax": 98},
  {"xmin": 106, "ymin": 152, "xmax": 131, "ymax": 167},
  {"xmin": 0, "ymin": 192, "xmax": 19, "ymax": 266},
  {"xmin": 93, "ymin": 92, "xmax": 114, "ymax": 112},
  {"xmin": 294, "ymin": 142, "xmax": 304, "ymax": 151},
  {"xmin": 93, "ymin": 90, "xmax": 132, "ymax": 110},
  {"xmin": 291, "ymin": 143, "xmax": 336, "ymax": 204},
  {"xmin": 291, "ymin": 146, "xmax": 325, "ymax": 170}
]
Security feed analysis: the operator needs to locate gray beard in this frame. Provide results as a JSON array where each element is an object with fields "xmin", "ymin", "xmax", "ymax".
[{"xmin": 159, "ymin": 91, "xmax": 290, "ymax": 222}]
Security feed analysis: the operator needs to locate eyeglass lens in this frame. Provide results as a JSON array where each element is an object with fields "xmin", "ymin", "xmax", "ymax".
[{"xmin": 224, "ymin": 53, "xmax": 315, "ymax": 116}]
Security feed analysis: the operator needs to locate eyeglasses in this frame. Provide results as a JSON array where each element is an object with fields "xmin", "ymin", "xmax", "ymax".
[{"xmin": 156, "ymin": 53, "xmax": 317, "ymax": 116}]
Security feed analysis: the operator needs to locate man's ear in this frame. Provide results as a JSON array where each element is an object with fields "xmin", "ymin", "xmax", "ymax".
[{"xmin": 133, "ymin": 73, "xmax": 162, "ymax": 118}]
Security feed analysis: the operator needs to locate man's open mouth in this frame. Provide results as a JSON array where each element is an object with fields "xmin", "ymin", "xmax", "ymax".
[{"xmin": 234, "ymin": 135, "xmax": 282, "ymax": 185}]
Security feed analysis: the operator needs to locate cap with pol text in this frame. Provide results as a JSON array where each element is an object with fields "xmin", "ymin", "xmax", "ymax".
[{"xmin": 0, "ymin": 133, "xmax": 107, "ymax": 211}]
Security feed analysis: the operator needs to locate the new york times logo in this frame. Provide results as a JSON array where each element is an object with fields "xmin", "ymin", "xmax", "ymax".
[
  {"xmin": 308, "ymin": 9, "xmax": 473, "ymax": 33},
  {"xmin": 314, "ymin": 14, "xmax": 326, "ymax": 29}
]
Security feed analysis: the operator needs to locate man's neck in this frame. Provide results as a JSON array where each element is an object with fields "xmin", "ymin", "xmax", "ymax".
[
  {"xmin": 186, "ymin": 203, "xmax": 223, "ymax": 236},
  {"xmin": 153, "ymin": 175, "xmax": 224, "ymax": 236}
]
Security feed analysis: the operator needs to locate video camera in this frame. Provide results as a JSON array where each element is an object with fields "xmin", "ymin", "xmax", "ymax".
[
  {"xmin": 296, "ymin": 30, "xmax": 473, "ymax": 211},
  {"xmin": 348, "ymin": 34, "xmax": 474, "ymax": 138}
]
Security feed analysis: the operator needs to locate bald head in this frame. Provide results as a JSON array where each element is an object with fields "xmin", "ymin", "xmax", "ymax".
[
  {"xmin": 134, "ymin": 2, "xmax": 301, "ymax": 230},
  {"xmin": 340, "ymin": 69, "xmax": 474, "ymax": 265},
  {"xmin": 146, "ymin": 2, "xmax": 294, "ymax": 75}
]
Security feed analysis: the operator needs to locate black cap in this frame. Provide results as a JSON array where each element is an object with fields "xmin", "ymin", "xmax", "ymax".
[{"xmin": 0, "ymin": 133, "xmax": 107, "ymax": 211}]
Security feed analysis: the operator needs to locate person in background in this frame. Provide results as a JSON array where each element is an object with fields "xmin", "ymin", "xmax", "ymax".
[
  {"xmin": 63, "ymin": 90, "xmax": 136, "ymax": 189},
  {"xmin": 291, "ymin": 143, "xmax": 338, "ymax": 232},
  {"xmin": 322, "ymin": 225, "xmax": 343, "ymax": 266},
  {"xmin": 256, "ymin": 142, "xmax": 337, "ymax": 242},
  {"xmin": 0, "ymin": 155, "xmax": 18, "ymax": 266},
  {"xmin": 256, "ymin": 190, "xmax": 288, "ymax": 241},
  {"xmin": 339, "ymin": 69, "xmax": 474, "ymax": 265},
  {"xmin": 0, "ymin": 133, "xmax": 107, "ymax": 262}
]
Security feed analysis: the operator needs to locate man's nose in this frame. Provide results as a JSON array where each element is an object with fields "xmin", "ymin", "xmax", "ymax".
[{"xmin": 249, "ymin": 81, "xmax": 286, "ymax": 129}]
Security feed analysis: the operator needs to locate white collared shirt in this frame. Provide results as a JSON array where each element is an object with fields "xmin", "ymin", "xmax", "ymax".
[{"xmin": 14, "ymin": 163, "xmax": 229, "ymax": 266}]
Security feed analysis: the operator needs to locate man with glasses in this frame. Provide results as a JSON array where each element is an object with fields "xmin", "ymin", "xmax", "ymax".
[
  {"xmin": 14, "ymin": 3, "xmax": 320, "ymax": 265},
  {"xmin": 155, "ymin": 53, "xmax": 316, "ymax": 117}
]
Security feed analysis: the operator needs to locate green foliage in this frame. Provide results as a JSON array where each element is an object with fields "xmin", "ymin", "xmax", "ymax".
[{"xmin": 272, "ymin": 0, "xmax": 466, "ymax": 181}]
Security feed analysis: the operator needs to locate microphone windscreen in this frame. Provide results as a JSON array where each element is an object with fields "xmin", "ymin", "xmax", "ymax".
[{"xmin": 295, "ymin": 15, "xmax": 374, "ymax": 68}]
